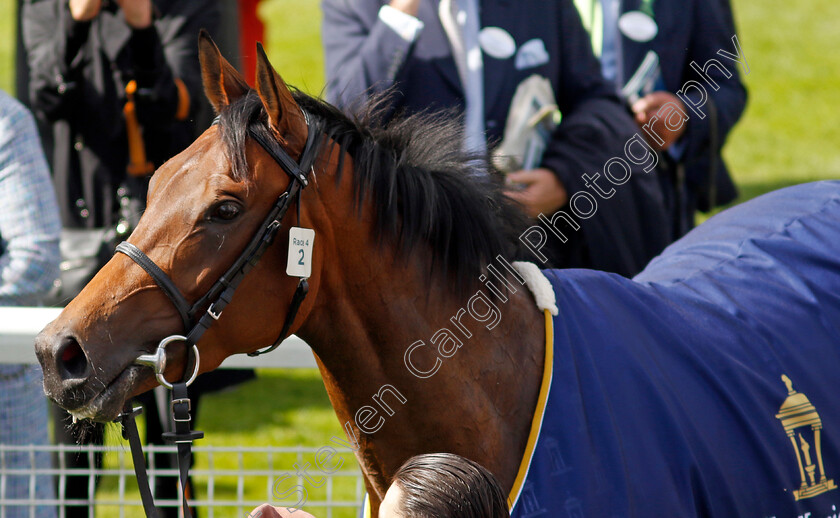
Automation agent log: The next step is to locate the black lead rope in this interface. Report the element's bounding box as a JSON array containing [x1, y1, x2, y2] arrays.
[[163, 382, 205, 517], [118, 380, 203, 518], [116, 111, 320, 518], [119, 405, 161, 518]]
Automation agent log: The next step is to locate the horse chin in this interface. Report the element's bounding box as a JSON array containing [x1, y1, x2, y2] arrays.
[[68, 365, 147, 423]]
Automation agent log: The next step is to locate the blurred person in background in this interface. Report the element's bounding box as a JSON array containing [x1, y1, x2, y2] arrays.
[[21, 2, 257, 517], [576, 0, 747, 237], [22, 0, 217, 230], [322, 0, 671, 277], [0, 88, 62, 518]]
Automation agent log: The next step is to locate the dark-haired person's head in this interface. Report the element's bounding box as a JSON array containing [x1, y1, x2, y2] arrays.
[[379, 453, 510, 518]]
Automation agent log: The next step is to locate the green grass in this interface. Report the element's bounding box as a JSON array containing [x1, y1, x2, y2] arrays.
[[0, 0, 14, 95], [187, 369, 360, 517], [719, 0, 840, 201], [260, 0, 325, 95]]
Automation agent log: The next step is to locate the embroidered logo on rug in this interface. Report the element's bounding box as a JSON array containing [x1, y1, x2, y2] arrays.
[[776, 375, 837, 500]]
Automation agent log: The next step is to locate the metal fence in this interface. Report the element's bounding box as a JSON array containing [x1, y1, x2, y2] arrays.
[[0, 444, 365, 518], [0, 307, 364, 518]]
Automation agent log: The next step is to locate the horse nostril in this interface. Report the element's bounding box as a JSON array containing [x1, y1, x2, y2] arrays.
[[56, 336, 91, 381]]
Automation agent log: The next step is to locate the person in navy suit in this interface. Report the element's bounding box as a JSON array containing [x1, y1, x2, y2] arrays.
[[321, 0, 671, 277], [578, 0, 748, 237]]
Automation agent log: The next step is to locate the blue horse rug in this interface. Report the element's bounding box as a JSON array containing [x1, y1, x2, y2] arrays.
[[509, 181, 840, 517]]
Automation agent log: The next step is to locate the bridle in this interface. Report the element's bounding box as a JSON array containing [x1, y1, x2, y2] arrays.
[[121, 111, 319, 365], [115, 110, 320, 518]]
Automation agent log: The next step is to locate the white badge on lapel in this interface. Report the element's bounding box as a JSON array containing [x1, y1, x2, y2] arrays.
[[287, 227, 315, 278], [618, 11, 658, 42], [479, 27, 516, 60], [515, 39, 550, 70]]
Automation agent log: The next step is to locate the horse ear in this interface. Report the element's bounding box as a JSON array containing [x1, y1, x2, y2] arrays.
[[198, 29, 250, 113], [254, 42, 307, 139]]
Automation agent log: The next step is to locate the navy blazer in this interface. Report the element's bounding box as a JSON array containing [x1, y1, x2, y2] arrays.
[[617, 0, 747, 214], [322, 0, 671, 276]]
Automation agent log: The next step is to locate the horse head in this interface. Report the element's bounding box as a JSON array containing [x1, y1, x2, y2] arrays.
[[35, 32, 330, 421]]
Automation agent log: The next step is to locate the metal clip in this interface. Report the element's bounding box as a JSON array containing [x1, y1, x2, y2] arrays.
[[207, 304, 222, 320]]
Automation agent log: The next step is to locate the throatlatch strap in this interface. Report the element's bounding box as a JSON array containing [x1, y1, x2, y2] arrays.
[[248, 277, 309, 356]]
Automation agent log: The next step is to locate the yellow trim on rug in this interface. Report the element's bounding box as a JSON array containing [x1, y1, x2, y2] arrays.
[[507, 309, 555, 510], [362, 493, 371, 518]]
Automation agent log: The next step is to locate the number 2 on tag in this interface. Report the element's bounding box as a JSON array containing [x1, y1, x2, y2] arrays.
[[287, 227, 315, 278]]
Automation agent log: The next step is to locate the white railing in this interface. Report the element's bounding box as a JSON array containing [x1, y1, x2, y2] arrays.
[[0, 308, 317, 368], [0, 444, 364, 518]]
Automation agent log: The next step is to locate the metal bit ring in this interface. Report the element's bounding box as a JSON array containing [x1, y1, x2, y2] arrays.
[[133, 335, 200, 389]]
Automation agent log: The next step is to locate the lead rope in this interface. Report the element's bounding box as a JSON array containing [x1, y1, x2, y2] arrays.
[[119, 405, 160, 518], [117, 380, 203, 518], [164, 381, 204, 518]]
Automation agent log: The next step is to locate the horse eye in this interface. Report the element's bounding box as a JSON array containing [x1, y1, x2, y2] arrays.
[[211, 201, 241, 221]]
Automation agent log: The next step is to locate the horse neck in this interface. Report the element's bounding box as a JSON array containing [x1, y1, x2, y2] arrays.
[[295, 151, 546, 505]]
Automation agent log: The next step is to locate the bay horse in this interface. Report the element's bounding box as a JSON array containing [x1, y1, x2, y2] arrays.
[[35, 33, 840, 517]]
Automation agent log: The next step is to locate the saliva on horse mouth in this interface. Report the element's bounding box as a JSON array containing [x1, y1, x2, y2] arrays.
[[64, 363, 145, 423]]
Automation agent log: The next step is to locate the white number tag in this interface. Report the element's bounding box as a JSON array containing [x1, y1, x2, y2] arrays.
[[286, 227, 315, 278]]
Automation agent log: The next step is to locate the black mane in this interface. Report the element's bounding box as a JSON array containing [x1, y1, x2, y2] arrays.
[[218, 90, 529, 291]]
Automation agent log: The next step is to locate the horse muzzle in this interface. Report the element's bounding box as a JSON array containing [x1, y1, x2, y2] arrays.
[[35, 329, 92, 406], [34, 324, 145, 421]]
